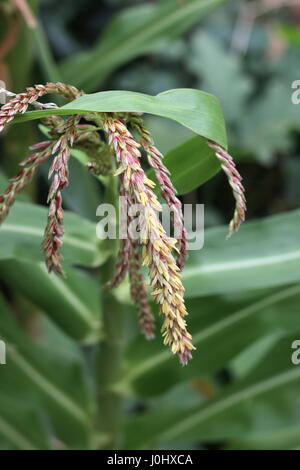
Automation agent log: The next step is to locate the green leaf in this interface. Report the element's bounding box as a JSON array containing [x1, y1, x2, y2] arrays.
[[115, 209, 300, 302], [117, 285, 300, 398], [0, 394, 50, 450], [148, 136, 220, 195], [13, 88, 227, 150], [59, 0, 234, 91], [0, 295, 92, 447], [124, 332, 300, 449], [226, 424, 300, 450], [183, 209, 300, 297], [0, 260, 102, 343], [0, 201, 108, 268]]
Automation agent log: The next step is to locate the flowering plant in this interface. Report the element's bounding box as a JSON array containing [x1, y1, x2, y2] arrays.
[[0, 82, 245, 365]]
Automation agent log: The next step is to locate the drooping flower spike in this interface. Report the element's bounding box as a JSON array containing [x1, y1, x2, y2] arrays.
[[0, 82, 82, 132], [105, 187, 132, 289], [104, 118, 195, 365], [0, 82, 246, 364], [0, 83, 84, 274], [129, 241, 156, 340], [130, 115, 188, 271], [207, 140, 246, 238], [42, 115, 80, 275], [0, 141, 52, 224]]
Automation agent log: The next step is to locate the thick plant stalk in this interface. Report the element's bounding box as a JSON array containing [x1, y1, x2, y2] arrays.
[[104, 118, 195, 365], [0, 141, 52, 223], [131, 116, 188, 270], [96, 174, 124, 450], [42, 116, 79, 275], [207, 140, 246, 237], [129, 242, 155, 340]]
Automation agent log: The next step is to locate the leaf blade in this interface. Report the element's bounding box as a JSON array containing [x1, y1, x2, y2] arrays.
[[13, 89, 227, 149], [118, 285, 300, 397], [148, 136, 221, 195], [124, 332, 300, 449], [184, 209, 300, 297], [0, 201, 108, 268], [0, 260, 102, 343], [59, 0, 234, 91]]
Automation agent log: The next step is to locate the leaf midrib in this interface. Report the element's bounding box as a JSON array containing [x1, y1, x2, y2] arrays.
[[184, 250, 300, 279]]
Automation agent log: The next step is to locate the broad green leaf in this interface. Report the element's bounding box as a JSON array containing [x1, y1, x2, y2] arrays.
[[0, 394, 50, 450], [59, 0, 234, 91], [124, 332, 300, 449], [227, 424, 300, 450], [114, 209, 300, 303], [183, 209, 300, 297], [0, 201, 108, 268], [0, 260, 102, 343], [117, 285, 300, 397], [148, 136, 220, 195], [0, 296, 92, 447], [145, 116, 194, 154], [13, 88, 227, 149]]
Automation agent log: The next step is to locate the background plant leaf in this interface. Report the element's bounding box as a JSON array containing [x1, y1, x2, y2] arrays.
[[117, 285, 300, 398], [59, 0, 234, 91], [124, 332, 300, 449], [0, 201, 108, 268], [183, 209, 300, 297], [0, 260, 102, 343], [0, 295, 92, 448]]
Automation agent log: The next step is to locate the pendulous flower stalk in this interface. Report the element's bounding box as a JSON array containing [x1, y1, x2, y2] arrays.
[[131, 116, 188, 270], [42, 116, 79, 275], [106, 238, 132, 289], [0, 82, 82, 133], [129, 242, 155, 340], [105, 187, 133, 289], [0, 141, 52, 224], [207, 140, 246, 237], [104, 117, 195, 365]]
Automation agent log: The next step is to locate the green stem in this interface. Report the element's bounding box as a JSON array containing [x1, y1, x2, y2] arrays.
[[96, 175, 124, 449]]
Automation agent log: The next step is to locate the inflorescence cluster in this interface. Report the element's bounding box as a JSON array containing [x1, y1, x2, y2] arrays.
[[0, 82, 246, 364]]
